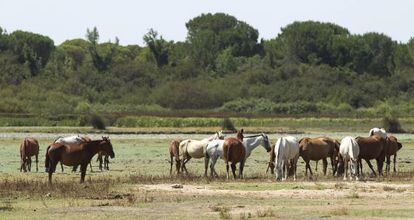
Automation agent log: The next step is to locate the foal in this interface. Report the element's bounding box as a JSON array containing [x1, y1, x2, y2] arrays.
[[20, 138, 39, 172], [45, 137, 115, 184]]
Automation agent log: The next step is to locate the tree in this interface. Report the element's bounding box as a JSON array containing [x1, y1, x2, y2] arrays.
[[186, 13, 259, 68], [86, 27, 118, 71], [277, 21, 350, 65], [8, 30, 54, 75], [143, 29, 170, 67]]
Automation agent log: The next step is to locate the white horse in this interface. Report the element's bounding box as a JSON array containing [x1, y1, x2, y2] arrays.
[[179, 131, 224, 173], [339, 136, 360, 180], [204, 133, 272, 177], [55, 135, 86, 145], [273, 136, 299, 181], [369, 127, 387, 139]]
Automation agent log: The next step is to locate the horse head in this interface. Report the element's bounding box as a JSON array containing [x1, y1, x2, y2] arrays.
[[101, 136, 115, 159], [261, 133, 271, 152], [237, 129, 244, 141], [216, 130, 225, 140]]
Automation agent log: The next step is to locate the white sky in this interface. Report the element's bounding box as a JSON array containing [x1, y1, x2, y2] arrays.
[[0, 0, 413, 45]]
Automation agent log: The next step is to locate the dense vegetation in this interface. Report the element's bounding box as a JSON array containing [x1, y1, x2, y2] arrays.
[[0, 13, 413, 125]]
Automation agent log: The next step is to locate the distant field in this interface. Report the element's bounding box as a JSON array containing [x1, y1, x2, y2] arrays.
[[0, 116, 413, 134], [0, 132, 413, 219]]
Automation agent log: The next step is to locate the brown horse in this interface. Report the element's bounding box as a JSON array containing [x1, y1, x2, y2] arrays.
[[223, 129, 246, 179], [384, 135, 403, 174], [45, 137, 115, 184], [355, 134, 386, 177], [20, 138, 39, 172], [169, 139, 181, 175], [299, 137, 339, 176]]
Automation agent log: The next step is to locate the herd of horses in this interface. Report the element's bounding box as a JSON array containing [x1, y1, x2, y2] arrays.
[[18, 127, 403, 184], [170, 128, 403, 181], [19, 135, 115, 184]]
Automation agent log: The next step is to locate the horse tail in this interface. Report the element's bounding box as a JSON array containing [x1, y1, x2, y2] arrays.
[[45, 145, 51, 171], [227, 142, 233, 163]]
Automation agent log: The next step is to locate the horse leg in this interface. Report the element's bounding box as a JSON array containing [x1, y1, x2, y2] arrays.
[[226, 161, 230, 179], [393, 154, 397, 173], [80, 163, 87, 183], [211, 157, 219, 178], [36, 154, 39, 172], [175, 158, 181, 175], [27, 157, 31, 172], [239, 160, 245, 179], [48, 160, 58, 185], [204, 155, 209, 177], [90, 161, 93, 172], [385, 155, 390, 175], [343, 160, 348, 181], [105, 156, 109, 170], [315, 160, 318, 172], [98, 155, 103, 171], [365, 159, 377, 177], [170, 154, 174, 175], [322, 158, 328, 176], [358, 159, 363, 176], [182, 158, 190, 174], [231, 163, 237, 179], [376, 158, 384, 176]]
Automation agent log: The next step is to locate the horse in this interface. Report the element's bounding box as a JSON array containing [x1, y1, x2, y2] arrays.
[[355, 134, 386, 177], [179, 131, 224, 174], [54, 135, 93, 172], [20, 138, 39, 172], [314, 139, 341, 173], [369, 127, 387, 139], [45, 136, 115, 184], [168, 139, 181, 175], [272, 136, 299, 181], [338, 136, 360, 180], [205, 133, 271, 178], [384, 135, 403, 174], [298, 137, 339, 177], [222, 129, 246, 179]]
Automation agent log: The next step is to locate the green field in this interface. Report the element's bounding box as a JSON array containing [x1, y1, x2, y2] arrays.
[[0, 131, 413, 219]]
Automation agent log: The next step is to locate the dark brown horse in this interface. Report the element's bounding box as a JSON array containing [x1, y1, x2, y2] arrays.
[[223, 129, 246, 179], [384, 135, 403, 174], [45, 137, 115, 184], [169, 139, 181, 175], [299, 137, 339, 176], [356, 134, 386, 176], [20, 138, 39, 172]]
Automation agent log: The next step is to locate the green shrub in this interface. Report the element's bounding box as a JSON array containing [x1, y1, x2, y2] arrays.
[[383, 117, 404, 133], [90, 114, 106, 130]]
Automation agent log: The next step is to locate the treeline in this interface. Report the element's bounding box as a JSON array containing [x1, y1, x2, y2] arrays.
[[0, 13, 413, 120]]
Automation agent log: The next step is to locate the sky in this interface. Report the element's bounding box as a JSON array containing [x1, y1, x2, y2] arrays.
[[1, 0, 413, 46]]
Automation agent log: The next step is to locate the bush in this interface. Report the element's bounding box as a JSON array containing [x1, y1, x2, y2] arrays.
[[90, 114, 106, 130], [222, 118, 236, 131], [383, 116, 404, 133]]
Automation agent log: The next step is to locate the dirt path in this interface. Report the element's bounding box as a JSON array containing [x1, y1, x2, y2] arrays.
[[140, 181, 414, 199]]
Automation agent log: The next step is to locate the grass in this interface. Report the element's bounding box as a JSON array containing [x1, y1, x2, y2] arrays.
[[0, 131, 413, 219]]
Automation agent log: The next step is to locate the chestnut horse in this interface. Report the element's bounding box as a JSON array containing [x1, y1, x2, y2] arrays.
[[55, 135, 93, 172], [20, 138, 39, 172], [223, 129, 246, 179], [299, 137, 339, 177], [355, 134, 386, 177], [169, 139, 181, 175], [45, 137, 115, 184], [384, 135, 403, 174]]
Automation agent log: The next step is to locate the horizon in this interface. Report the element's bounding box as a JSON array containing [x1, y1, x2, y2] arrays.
[[1, 0, 413, 46]]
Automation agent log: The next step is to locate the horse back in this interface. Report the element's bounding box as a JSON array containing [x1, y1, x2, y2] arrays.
[[223, 138, 245, 163], [21, 138, 39, 157], [169, 139, 181, 158], [356, 135, 384, 159], [299, 137, 330, 160]]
